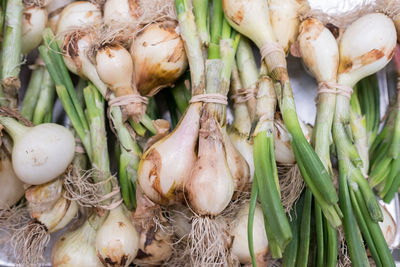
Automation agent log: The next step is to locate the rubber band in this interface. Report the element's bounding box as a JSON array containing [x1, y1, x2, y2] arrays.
[[109, 94, 149, 107], [230, 86, 257, 105], [189, 93, 228, 105], [317, 82, 353, 100]]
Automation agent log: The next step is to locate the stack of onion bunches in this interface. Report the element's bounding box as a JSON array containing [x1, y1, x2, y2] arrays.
[[0, 0, 399, 266]]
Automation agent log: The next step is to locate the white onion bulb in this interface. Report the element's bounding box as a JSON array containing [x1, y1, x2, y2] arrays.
[[103, 0, 138, 26], [230, 203, 269, 264], [0, 151, 25, 207], [185, 116, 234, 216], [52, 217, 104, 267], [298, 18, 339, 83], [21, 6, 48, 54], [274, 116, 311, 164], [56, 1, 102, 34], [223, 0, 276, 48], [338, 13, 397, 87], [268, 0, 302, 53], [96, 44, 145, 120], [138, 103, 202, 205], [47, 0, 74, 33], [96, 205, 139, 266], [0, 117, 75, 185], [131, 21, 188, 96], [61, 31, 108, 96]]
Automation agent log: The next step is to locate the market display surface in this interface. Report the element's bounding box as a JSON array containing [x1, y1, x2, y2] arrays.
[[0, 0, 399, 266]]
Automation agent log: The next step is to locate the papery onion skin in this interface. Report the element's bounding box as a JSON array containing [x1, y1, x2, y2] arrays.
[[131, 21, 188, 96], [21, 6, 48, 54], [338, 13, 397, 87], [56, 1, 102, 34], [31, 195, 71, 232], [96, 206, 139, 267], [138, 103, 201, 205], [379, 205, 397, 247], [231, 203, 268, 264], [52, 219, 104, 267], [133, 188, 173, 265], [12, 123, 75, 185], [51, 200, 78, 232]]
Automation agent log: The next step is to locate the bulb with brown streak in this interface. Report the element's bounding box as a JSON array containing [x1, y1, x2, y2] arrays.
[[0, 149, 24, 207], [130, 20, 188, 97], [137, 101, 202, 205], [21, 5, 48, 54], [95, 204, 139, 267], [133, 186, 173, 265], [268, 0, 306, 53], [96, 44, 147, 123], [46, 0, 74, 32]]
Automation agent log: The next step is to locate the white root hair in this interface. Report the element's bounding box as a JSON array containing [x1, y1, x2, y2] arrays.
[[278, 163, 305, 216], [63, 168, 121, 209], [10, 220, 50, 267], [186, 215, 236, 267]]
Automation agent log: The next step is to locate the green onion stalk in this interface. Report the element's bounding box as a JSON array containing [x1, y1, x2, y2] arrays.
[[369, 45, 400, 202], [192, 0, 210, 49], [39, 29, 139, 209], [0, 0, 22, 108], [281, 191, 304, 267], [250, 63, 291, 259], [223, 0, 342, 228], [332, 13, 396, 267], [21, 64, 45, 120], [236, 37, 259, 123], [171, 72, 191, 116], [349, 84, 369, 176], [297, 18, 339, 267], [21, 63, 56, 125], [354, 74, 380, 147]]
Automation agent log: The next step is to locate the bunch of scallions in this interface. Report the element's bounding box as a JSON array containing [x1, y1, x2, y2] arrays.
[[0, 0, 399, 266]]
